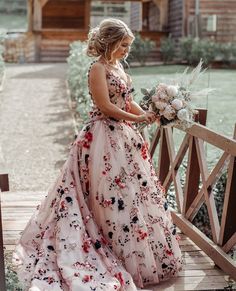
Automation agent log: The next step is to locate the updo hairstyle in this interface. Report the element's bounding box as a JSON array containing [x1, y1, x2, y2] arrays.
[[87, 18, 134, 62]]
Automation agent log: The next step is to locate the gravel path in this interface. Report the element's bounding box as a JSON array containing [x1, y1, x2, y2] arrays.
[[0, 63, 74, 191]]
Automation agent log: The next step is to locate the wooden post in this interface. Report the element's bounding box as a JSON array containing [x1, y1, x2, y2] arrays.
[[0, 175, 9, 193], [183, 109, 207, 216], [153, 0, 169, 31], [219, 124, 236, 249], [158, 128, 170, 185], [27, 0, 33, 32], [0, 191, 6, 291], [33, 0, 42, 62], [84, 0, 91, 30]]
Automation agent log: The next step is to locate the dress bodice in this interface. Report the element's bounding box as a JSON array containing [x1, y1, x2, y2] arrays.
[[88, 61, 135, 121]]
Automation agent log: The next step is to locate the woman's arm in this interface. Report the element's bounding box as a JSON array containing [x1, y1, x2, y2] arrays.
[[130, 100, 146, 116], [89, 62, 154, 123]]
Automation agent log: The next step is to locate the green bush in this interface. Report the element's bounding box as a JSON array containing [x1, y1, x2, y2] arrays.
[[0, 31, 5, 87], [179, 37, 219, 65], [179, 37, 193, 63], [67, 41, 93, 127], [4, 250, 24, 291], [217, 42, 236, 64], [160, 35, 175, 63], [128, 33, 155, 66]]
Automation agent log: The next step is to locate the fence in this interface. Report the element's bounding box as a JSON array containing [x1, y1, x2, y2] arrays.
[[146, 109, 236, 280]]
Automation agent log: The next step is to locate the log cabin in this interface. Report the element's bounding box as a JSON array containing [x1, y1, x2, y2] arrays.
[[3, 0, 236, 62], [25, 0, 168, 62]]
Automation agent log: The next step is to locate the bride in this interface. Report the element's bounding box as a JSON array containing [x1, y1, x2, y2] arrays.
[[13, 18, 183, 291]]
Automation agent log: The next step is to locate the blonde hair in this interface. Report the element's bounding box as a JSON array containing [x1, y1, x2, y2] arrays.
[[86, 18, 134, 62]]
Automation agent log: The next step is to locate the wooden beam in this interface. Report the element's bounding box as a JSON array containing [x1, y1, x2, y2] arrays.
[[184, 124, 236, 156], [219, 125, 236, 247], [0, 192, 6, 291], [172, 211, 236, 281], [33, 0, 42, 31], [85, 0, 91, 29], [153, 0, 169, 30], [27, 0, 33, 32]]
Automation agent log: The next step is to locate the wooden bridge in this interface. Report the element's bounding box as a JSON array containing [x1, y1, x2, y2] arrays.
[[0, 109, 236, 290]]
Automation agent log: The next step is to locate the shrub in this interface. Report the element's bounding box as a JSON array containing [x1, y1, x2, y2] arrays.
[[4, 250, 23, 291], [128, 33, 155, 66], [67, 41, 93, 127], [160, 35, 175, 63], [0, 31, 5, 88], [217, 42, 236, 64], [179, 37, 194, 63], [179, 37, 219, 65]]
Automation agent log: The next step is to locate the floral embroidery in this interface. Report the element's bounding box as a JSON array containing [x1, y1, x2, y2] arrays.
[[12, 62, 183, 291]]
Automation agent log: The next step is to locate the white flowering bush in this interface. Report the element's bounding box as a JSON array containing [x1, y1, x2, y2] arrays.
[[67, 41, 93, 127]]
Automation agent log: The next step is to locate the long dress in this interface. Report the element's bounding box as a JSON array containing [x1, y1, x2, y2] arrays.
[[13, 61, 183, 291]]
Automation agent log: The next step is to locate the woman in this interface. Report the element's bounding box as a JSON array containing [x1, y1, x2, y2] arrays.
[[13, 18, 182, 291]]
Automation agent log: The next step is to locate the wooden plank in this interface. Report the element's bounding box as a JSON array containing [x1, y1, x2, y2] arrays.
[[172, 211, 236, 281], [163, 133, 189, 190], [219, 124, 236, 248], [157, 128, 170, 184], [185, 152, 229, 221], [195, 137, 220, 244], [0, 192, 6, 291], [27, 0, 33, 32], [184, 123, 236, 156], [183, 136, 200, 215], [149, 127, 161, 158], [223, 232, 236, 253], [33, 0, 42, 31], [165, 127, 183, 212]]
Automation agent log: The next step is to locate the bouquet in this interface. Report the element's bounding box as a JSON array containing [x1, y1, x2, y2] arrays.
[[139, 60, 211, 130]]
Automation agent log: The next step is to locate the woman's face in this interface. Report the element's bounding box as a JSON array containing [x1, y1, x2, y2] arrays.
[[111, 36, 133, 61]]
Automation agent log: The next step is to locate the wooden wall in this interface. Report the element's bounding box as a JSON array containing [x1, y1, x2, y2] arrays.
[[187, 0, 236, 42], [42, 0, 88, 29], [168, 0, 184, 43]]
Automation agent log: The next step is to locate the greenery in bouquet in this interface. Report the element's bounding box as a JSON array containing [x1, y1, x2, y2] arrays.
[[139, 60, 212, 129]]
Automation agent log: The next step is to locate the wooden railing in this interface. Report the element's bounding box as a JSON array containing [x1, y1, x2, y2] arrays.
[[147, 109, 236, 280], [0, 148, 9, 291], [0, 156, 9, 291]]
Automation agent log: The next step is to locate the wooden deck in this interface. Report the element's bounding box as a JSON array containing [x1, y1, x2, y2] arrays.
[[1, 191, 231, 291]]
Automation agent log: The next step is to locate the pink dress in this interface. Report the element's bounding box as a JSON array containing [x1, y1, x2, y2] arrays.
[[13, 62, 183, 291]]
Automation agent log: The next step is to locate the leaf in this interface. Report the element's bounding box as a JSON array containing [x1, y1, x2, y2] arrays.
[[141, 88, 150, 95], [149, 87, 156, 96]]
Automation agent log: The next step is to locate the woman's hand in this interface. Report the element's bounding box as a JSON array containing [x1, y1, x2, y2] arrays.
[[136, 111, 156, 124]]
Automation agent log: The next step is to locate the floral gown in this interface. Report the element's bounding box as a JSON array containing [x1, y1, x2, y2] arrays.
[[13, 62, 183, 291]]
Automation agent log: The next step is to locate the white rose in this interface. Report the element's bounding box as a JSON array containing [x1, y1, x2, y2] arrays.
[[166, 85, 178, 98], [154, 101, 167, 110], [177, 108, 189, 121], [171, 99, 183, 110], [162, 105, 176, 120]]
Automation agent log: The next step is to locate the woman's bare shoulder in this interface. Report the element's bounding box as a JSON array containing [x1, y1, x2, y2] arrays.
[[89, 61, 106, 77]]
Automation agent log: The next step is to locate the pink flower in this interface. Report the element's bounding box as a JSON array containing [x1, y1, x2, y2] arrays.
[[154, 101, 168, 110], [162, 105, 176, 120]]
